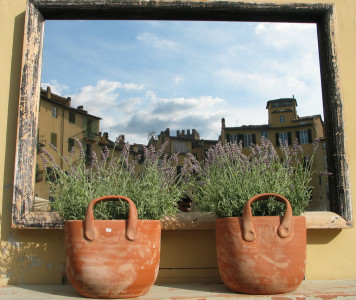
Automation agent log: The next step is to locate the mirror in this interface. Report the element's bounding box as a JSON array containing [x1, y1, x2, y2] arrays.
[[13, 0, 351, 228], [35, 19, 326, 212]]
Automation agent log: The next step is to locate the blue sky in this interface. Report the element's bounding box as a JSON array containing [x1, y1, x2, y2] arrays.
[[41, 20, 323, 144]]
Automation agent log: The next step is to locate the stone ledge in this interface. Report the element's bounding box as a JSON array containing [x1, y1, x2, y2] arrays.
[[161, 211, 353, 230], [1, 280, 356, 299]]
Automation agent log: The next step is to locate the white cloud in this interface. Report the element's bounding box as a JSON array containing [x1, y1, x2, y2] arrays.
[[70, 80, 147, 117], [41, 80, 69, 96], [254, 22, 316, 50], [71, 80, 120, 116], [174, 76, 184, 84], [121, 83, 145, 90], [136, 32, 178, 49]]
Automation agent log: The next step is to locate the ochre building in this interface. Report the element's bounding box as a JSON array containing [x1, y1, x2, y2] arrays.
[[221, 98, 328, 211]]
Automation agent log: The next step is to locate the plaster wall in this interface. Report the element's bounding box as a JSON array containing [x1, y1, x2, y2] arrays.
[[1, 0, 356, 284]]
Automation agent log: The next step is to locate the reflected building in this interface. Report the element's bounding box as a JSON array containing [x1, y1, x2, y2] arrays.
[[148, 128, 218, 212], [34, 87, 143, 210], [220, 97, 329, 211]]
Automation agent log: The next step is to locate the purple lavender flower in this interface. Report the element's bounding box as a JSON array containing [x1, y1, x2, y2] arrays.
[[74, 137, 84, 158]]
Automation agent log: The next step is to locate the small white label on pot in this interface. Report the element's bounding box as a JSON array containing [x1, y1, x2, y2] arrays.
[[106, 228, 112, 233]]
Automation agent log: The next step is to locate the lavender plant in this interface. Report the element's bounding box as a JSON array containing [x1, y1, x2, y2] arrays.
[[182, 137, 324, 217], [40, 138, 183, 220]]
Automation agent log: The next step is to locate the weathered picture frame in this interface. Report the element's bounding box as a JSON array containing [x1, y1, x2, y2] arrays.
[[12, 0, 352, 229]]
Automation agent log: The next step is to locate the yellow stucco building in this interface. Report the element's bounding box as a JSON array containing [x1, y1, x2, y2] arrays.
[[34, 87, 143, 210], [1, 0, 356, 287], [34, 87, 101, 204], [149, 128, 217, 170], [221, 98, 329, 211]]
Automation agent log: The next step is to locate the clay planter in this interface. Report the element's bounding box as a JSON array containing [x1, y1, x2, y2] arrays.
[[65, 195, 161, 299], [216, 193, 306, 295]]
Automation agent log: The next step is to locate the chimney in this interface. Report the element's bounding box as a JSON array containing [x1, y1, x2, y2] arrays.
[[182, 130, 185, 136], [177, 130, 180, 137], [77, 105, 84, 111], [46, 86, 51, 99], [187, 129, 191, 135], [66, 97, 71, 107], [119, 134, 125, 145], [221, 118, 226, 128]]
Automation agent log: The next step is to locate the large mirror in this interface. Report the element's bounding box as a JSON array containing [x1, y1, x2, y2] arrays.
[[13, 0, 352, 228]]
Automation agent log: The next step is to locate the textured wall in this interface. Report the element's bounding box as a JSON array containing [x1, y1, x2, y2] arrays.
[[1, 0, 356, 284]]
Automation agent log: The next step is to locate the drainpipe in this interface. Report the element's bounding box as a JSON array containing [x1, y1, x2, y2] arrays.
[[60, 106, 65, 169]]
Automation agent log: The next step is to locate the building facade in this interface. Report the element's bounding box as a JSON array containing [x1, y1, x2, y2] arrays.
[[34, 87, 144, 210], [149, 128, 218, 170], [221, 98, 328, 211]]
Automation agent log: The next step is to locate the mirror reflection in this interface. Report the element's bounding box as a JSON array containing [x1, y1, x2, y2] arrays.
[[34, 20, 328, 213]]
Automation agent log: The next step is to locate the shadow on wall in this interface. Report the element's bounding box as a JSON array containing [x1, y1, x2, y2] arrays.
[[0, 227, 66, 285], [307, 229, 342, 244]]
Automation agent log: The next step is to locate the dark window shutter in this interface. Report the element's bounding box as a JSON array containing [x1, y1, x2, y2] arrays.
[[308, 129, 312, 143], [296, 131, 300, 143], [275, 132, 280, 146], [237, 134, 244, 147], [287, 132, 292, 145], [68, 138, 74, 152], [226, 133, 230, 143], [252, 134, 256, 144]]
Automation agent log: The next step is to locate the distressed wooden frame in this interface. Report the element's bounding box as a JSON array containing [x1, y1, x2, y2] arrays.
[[12, 0, 352, 229]]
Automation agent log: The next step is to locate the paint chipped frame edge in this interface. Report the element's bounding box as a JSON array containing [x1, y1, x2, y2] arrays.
[[12, 0, 352, 229]]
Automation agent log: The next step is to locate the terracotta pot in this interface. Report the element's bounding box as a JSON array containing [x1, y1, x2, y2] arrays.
[[65, 195, 161, 298], [216, 193, 306, 295]]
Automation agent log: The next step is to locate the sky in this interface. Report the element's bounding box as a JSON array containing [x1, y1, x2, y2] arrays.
[[41, 20, 323, 144]]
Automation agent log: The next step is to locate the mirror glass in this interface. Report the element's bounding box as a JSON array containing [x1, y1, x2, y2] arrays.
[[34, 20, 328, 212]]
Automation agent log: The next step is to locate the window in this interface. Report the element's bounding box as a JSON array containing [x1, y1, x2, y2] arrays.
[[46, 167, 57, 182], [177, 166, 182, 176], [229, 134, 238, 143], [50, 133, 57, 147], [299, 130, 309, 144], [280, 115, 285, 123], [68, 138, 74, 152], [69, 111, 75, 123], [51, 106, 57, 118], [276, 132, 291, 146], [174, 141, 188, 154], [227, 134, 255, 147], [244, 134, 253, 147], [280, 132, 288, 144], [86, 143, 91, 157], [261, 131, 269, 139], [296, 129, 312, 144]]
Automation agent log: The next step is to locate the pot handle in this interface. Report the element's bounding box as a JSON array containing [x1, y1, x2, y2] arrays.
[[242, 193, 292, 242], [84, 195, 137, 241]]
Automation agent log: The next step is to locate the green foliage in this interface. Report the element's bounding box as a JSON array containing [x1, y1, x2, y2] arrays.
[[182, 137, 322, 217], [41, 139, 184, 220]]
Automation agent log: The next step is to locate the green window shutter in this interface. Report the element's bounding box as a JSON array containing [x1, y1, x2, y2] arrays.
[[308, 129, 312, 143], [296, 131, 300, 143], [237, 134, 244, 147], [69, 111, 75, 123], [252, 134, 256, 144], [275, 132, 280, 146], [287, 132, 292, 145], [82, 116, 87, 131], [50, 133, 57, 147], [226, 133, 230, 143], [68, 138, 74, 152], [92, 120, 99, 140]]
